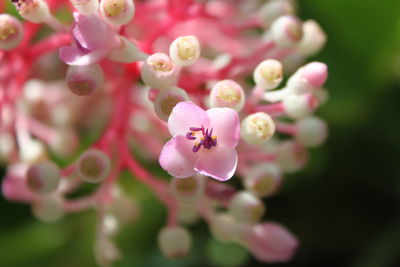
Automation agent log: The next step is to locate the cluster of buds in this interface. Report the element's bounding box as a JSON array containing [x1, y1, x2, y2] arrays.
[[1, 0, 329, 265]]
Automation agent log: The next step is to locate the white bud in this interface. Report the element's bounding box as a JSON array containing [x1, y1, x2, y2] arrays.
[[158, 226, 192, 259], [253, 59, 283, 90], [298, 20, 327, 56], [296, 116, 328, 147], [154, 87, 189, 121], [170, 175, 204, 203], [26, 161, 60, 194], [276, 141, 308, 173], [13, 0, 50, 23], [32, 194, 64, 222], [66, 64, 104, 96], [141, 53, 178, 90], [70, 0, 99, 15], [241, 112, 276, 145], [169, 36, 201, 67], [99, 0, 135, 27], [0, 14, 23, 50], [259, 0, 294, 28], [209, 80, 245, 111], [244, 163, 282, 198], [229, 191, 265, 224], [109, 36, 147, 63], [19, 140, 47, 164], [283, 93, 318, 119], [76, 149, 111, 183], [210, 213, 250, 244], [270, 15, 303, 48]]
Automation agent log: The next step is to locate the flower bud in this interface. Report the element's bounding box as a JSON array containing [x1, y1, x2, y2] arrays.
[[0, 132, 14, 161], [209, 80, 245, 111], [298, 20, 327, 56], [170, 175, 204, 203], [154, 87, 189, 121], [177, 204, 199, 225], [66, 64, 104, 96], [295, 116, 328, 147], [287, 62, 328, 94], [76, 149, 111, 183], [228, 191, 265, 224], [99, 0, 135, 27], [283, 93, 318, 119], [169, 36, 201, 67], [276, 141, 308, 173], [158, 226, 192, 258], [141, 53, 178, 90], [270, 15, 303, 48], [0, 14, 23, 50], [32, 194, 64, 222], [259, 0, 294, 28], [241, 112, 276, 145], [253, 59, 283, 90], [100, 214, 119, 237], [313, 87, 329, 105], [26, 161, 60, 194], [109, 36, 147, 63], [12, 0, 50, 23], [70, 0, 99, 15], [210, 213, 247, 243], [19, 140, 47, 164], [246, 222, 298, 263], [95, 236, 121, 267], [244, 163, 282, 198]]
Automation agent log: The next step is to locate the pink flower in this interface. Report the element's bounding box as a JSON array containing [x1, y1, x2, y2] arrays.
[[59, 13, 119, 66], [159, 102, 240, 181]]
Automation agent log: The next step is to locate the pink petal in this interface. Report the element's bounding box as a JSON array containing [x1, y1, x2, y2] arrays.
[[159, 135, 199, 178], [206, 107, 240, 148], [194, 146, 237, 181], [301, 62, 328, 88], [168, 102, 210, 137], [59, 45, 109, 65], [73, 15, 119, 51]]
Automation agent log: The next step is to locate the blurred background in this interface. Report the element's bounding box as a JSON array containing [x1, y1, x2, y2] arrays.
[[1, 0, 400, 266]]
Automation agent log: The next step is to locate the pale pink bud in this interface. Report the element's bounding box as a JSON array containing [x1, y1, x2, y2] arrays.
[[228, 191, 265, 224], [141, 53, 178, 90], [246, 222, 298, 263], [66, 64, 104, 96], [170, 175, 204, 203], [259, 0, 294, 28], [99, 0, 135, 27], [244, 163, 282, 198], [282, 93, 319, 119], [70, 0, 99, 15], [26, 161, 60, 194], [32, 194, 65, 222], [210, 213, 249, 243], [287, 62, 328, 94], [276, 141, 308, 173], [169, 36, 201, 67], [295, 116, 328, 147], [241, 112, 276, 145], [209, 80, 245, 111], [299, 20, 327, 56], [270, 15, 303, 48], [158, 226, 192, 259], [109, 36, 147, 63], [253, 59, 283, 90], [0, 14, 23, 50], [76, 149, 111, 183], [154, 87, 189, 121], [12, 0, 50, 23]]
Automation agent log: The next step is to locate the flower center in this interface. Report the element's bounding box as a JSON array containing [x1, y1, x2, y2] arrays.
[[0, 19, 17, 41], [185, 126, 217, 153]]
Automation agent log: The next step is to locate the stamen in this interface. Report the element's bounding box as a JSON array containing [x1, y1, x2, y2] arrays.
[[186, 132, 196, 140], [186, 126, 218, 152], [192, 143, 201, 153]]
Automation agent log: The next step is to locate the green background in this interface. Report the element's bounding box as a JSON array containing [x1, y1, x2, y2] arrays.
[[1, 0, 400, 266]]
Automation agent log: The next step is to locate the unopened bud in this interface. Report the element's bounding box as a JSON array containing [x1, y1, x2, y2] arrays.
[[244, 163, 282, 198], [76, 149, 111, 183], [241, 112, 276, 145], [154, 87, 189, 121], [282, 93, 318, 119], [259, 0, 294, 28], [169, 36, 201, 67], [26, 161, 60, 194], [276, 141, 308, 173], [141, 53, 178, 90], [298, 20, 327, 56], [70, 0, 99, 15], [287, 62, 328, 94], [253, 59, 283, 90], [170, 175, 204, 203], [109, 36, 147, 63], [0, 14, 23, 50], [19, 140, 47, 164], [209, 80, 245, 111], [100, 0, 135, 27], [228, 191, 265, 224], [66, 64, 104, 96], [158, 226, 192, 259], [32, 194, 64, 222], [270, 15, 303, 48], [12, 0, 50, 23], [295, 116, 327, 147]]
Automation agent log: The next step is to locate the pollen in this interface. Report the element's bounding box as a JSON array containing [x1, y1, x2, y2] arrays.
[[0, 19, 17, 41], [104, 0, 126, 17]]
